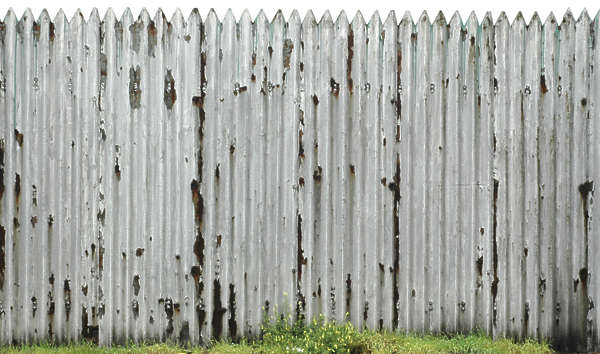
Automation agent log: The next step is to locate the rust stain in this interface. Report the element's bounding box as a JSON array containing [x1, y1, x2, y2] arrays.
[[147, 20, 157, 57], [540, 75, 548, 94]]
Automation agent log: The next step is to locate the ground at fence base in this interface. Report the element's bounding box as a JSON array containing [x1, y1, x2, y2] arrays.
[[1, 318, 553, 353]]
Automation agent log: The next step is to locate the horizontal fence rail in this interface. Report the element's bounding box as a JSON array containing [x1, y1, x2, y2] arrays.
[[0, 8, 599, 351]]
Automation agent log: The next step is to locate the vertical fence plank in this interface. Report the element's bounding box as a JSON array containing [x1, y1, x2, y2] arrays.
[[538, 12, 558, 344], [426, 12, 447, 334], [556, 11, 575, 348], [444, 11, 462, 334], [492, 11, 510, 339], [364, 11, 381, 330], [590, 11, 600, 351], [524, 12, 541, 340], [380, 11, 397, 330], [397, 11, 413, 333], [284, 9, 301, 325], [478, 12, 494, 334], [348, 11, 366, 329], [0, 9, 18, 344]]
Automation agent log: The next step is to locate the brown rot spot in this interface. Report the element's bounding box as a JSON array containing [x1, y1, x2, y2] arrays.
[[0, 225, 4, 290], [476, 256, 483, 277], [115, 158, 121, 180], [283, 39, 294, 69], [64, 279, 72, 321], [164, 69, 177, 110], [491, 178, 499, 325], [312, 95, 319, 105], [135, 248, 144, 257], [81, 283, 88, 296], [133, 274, 141, 296], [411, 289, 416, 297], [191, 266, 201, 283], [0, 139, 4, 199], [32, 22, 40, 41], [97, 208, 105, 226], [578, 180, 593, 236], [345, 274, 352, 316], [298, 130, 304, 159], [540, 75, 548, 94], [296, 213, 305, 284], [228, 284, 237, 338], [480, 227, 484, 235], [30, 216, 38, 227], [81, 306, 99, 344], [581, 98, 587, 106], [349, 164, 355, 175], [31, 296, 37, 318], [184, 34, 191, 42], [381, 177, 387, 186], [347, 29, 354, 95], [313, 166, 322, 182], [164, 298, 174, 336], [363, 301, 369, 321], [579, 268, 588, 291], [298, 177, 305, 187], [15, 174, 20, 205], [212, 279, 226, 340], [49, 22, 55, 42], [216, 235, 222, 248], [129, 65, 142, 109], [180, 320, 190, 343]]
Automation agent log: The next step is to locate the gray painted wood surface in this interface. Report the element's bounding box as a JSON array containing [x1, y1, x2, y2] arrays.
[[0, 9, 598, 351]]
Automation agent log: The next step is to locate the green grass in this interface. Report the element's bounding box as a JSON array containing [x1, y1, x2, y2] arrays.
[[2, 316, 552, 353]]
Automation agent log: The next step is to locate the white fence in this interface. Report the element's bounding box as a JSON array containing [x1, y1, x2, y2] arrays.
[[0, 8, 599, 351]]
